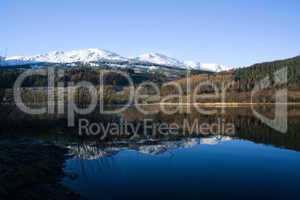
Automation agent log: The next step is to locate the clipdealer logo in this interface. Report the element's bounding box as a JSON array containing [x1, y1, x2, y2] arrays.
[[251, 67, 288, 133], [11, 67, 289, 137]]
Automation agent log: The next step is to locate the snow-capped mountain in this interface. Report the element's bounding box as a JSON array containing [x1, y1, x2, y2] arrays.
[[184, 61, 229, 72], [5, 48, 127, 64], [200, 63, 230, 72], [2, 48, 230, 72], [184, 61, 202, 70], [135, 53, 184, 67]]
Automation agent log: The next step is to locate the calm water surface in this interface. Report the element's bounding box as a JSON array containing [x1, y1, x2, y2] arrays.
[[61, 106, 300, 200]]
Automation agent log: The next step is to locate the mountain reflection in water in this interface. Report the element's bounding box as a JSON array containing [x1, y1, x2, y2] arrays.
[[63, 135, 300, 200], [67, 136, 232, 160]]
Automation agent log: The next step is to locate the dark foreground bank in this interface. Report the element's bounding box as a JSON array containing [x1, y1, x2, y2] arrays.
[[0, 138, 80, 200]]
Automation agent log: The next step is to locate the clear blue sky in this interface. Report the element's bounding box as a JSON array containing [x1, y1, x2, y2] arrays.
[[0, 0, 300, 67]]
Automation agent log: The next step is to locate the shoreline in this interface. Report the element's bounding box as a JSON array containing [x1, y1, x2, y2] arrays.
[[136, 102, 300, 107]]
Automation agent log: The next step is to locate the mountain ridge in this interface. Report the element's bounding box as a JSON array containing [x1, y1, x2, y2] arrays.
[[1, 48, 228, 72]]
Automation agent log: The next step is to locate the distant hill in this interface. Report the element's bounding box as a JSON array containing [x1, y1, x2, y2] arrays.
[[235, 55, 300, 90]]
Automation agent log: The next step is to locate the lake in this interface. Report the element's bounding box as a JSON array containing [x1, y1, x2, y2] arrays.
[[60, 105, 300, 200], [1, 105, 300, 200]]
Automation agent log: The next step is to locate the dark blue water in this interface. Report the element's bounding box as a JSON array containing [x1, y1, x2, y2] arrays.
[[63, 137, 300, 200]]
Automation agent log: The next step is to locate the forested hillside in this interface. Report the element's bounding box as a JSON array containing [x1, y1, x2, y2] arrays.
[[235, 55, 300, 91], [161, 55, 300, 103]]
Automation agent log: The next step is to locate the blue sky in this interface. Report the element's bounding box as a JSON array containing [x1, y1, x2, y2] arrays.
[[0, 0, 299, 67]]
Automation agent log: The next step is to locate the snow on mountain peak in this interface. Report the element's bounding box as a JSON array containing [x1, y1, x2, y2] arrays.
[[184, 61, 229, 72], [136, 52, 184, 66], [184, 61, 202, 70], [39, 48, 128, 63], [2, 48, 230, 72], [137, 53, 229, 72], [200, 63, 229, 72], [5, 48, 127, 64]]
